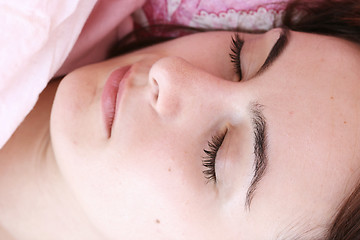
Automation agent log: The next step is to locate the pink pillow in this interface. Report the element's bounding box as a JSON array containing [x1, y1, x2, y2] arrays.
[[134, 0, 288, 32]]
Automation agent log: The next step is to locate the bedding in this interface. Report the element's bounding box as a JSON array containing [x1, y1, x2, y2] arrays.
[[0, 0, 288, 149]]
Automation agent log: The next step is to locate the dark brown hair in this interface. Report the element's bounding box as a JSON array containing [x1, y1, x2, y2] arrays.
[[327, 182, 360, 240], [283, 0, 360, 43]]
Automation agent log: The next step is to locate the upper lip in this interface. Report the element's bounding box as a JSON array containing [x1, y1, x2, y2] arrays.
[[101, 65, 132, 137], [100, 56, 161, 138]]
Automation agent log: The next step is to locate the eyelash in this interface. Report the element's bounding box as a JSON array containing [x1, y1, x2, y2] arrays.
[[200, 35, 243, 183], [202, 129, 227, 183], [229, 33, 244, 81]]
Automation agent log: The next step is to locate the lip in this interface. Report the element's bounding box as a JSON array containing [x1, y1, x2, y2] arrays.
[[101, 65, 132, 137]]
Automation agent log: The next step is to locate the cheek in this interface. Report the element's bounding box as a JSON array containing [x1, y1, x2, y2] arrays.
[[53, 142, 224, 239], [51, 99, 223, 238]]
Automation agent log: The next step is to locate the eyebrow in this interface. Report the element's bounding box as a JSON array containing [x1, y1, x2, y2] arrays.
[[245, 102, 268, 210], [243, 29, 289, 210], [255, 27, 289, 77]]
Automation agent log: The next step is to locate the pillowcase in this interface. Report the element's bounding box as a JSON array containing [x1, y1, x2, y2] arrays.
[[133, 0, 287, 31]]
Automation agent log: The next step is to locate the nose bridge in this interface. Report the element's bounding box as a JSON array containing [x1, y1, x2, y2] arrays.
[[148, 56, 220, 118], [149, 56, 196, 94]]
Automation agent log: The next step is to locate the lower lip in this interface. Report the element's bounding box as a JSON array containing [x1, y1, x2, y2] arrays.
[[101, 65, 132, 137]]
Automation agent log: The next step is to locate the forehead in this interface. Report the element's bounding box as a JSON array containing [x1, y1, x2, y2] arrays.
[[249, 31, 360, 228]]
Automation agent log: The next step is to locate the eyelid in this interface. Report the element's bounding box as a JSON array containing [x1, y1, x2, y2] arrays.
[[202, 128, 228, 183], [235, 28, 289, 80]]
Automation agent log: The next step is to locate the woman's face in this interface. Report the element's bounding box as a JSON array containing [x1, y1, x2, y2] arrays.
[[51, 29, 360, 239]]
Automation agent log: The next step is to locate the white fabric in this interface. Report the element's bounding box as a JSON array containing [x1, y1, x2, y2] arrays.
[[0, 0, 97, 148]]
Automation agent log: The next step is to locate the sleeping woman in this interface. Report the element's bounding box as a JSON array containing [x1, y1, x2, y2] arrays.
[[0, 0, 360, 239]]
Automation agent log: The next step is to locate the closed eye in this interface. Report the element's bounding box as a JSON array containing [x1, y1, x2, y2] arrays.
[[202, 129, 228, 183], [229, 28, 289, 81], [229, 33, 245, 81]]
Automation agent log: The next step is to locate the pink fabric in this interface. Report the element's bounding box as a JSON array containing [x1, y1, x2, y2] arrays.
[[134, 0, 288, 31]]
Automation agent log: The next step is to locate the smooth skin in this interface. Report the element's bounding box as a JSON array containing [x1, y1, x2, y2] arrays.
[[1, 29, 360, 240]]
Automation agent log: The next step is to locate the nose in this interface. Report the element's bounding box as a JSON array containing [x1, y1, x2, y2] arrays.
[[149, 56, 188, 117], [148, 56, 237, 119]]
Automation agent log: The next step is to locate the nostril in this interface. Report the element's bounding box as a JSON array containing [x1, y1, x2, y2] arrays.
[[151, 77, 159, 102]]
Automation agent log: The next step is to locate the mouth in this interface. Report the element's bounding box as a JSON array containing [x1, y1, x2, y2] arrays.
[[101, 65, 132, 137]]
